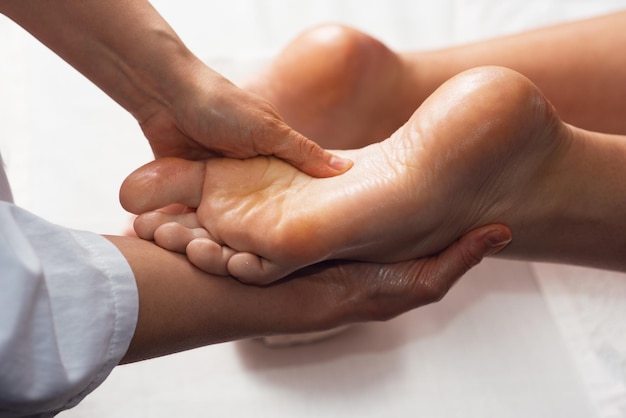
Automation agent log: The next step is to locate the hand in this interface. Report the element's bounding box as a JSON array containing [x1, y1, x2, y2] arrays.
[[140, 67, 352, 177], [267, 224, 512, 330], [0, 1, 351, 178], [117, 223, 512, 363]]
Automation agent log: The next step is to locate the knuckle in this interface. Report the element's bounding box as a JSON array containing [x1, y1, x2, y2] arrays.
[[458, 245, 483, 270], [415, 275, 449, 305], [359, 265, 412, 322]]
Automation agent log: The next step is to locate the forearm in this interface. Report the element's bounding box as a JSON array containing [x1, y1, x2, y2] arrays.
[[107, 235, 351, 363], [107, 222, 510, 363], [107, 236, 276, 363], [0, 0, 211, 123], [405, 11, 626, 134]]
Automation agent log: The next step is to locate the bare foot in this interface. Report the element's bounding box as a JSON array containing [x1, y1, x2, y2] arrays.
[[121, 66, 572, 284], [124, 26, 407, 239], [243, 24, 419, 149]]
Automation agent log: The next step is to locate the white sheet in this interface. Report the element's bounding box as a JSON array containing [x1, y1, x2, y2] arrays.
[[1, 1, 625, 416]]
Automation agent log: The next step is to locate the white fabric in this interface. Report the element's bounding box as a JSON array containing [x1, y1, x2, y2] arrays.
[[1, 1, 625, 417], [0, 153, 13, 202], [533, 263, 626, 418], [0, 156, 138, 417]]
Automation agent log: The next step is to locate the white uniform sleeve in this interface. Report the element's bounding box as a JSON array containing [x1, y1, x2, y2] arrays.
[[0, 202, 138, 417]]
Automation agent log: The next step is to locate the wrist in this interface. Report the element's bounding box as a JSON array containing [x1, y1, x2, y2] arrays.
[[122, 35, 210, 124]]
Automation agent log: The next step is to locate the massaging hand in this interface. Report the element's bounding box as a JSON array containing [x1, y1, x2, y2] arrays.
[[230, 224, 511, 337], [120, 223, 512, 363], [0, 0, 350, 178], [139, 67, 351, 177]]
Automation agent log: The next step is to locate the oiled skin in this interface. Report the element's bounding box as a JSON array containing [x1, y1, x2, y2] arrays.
[[123, 67, 578, 283]]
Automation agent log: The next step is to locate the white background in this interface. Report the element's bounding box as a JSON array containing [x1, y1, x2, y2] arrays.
[[1, 1, 626, 417]]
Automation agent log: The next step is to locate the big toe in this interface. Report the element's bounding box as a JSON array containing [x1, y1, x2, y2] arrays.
[[120, 157, 205, 214]]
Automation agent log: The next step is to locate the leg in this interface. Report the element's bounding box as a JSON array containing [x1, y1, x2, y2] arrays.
[[247, 14, 626, 140], [123, 24, 407, 237], [122, 66, 574, 283], [243, 24, 420, 149]]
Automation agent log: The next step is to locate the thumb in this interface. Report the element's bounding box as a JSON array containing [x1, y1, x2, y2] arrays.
[[354, 224, 513, 322], [265, 126, 353, 178], [407, 224, 513, 306]]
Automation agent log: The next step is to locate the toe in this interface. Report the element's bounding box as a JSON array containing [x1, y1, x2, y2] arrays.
[[120, 157, 205, 213], [153, 222, 210, 253], [227, 252, 294, 285], [187, 238, 236, 276], [134, 211, 201, 240]]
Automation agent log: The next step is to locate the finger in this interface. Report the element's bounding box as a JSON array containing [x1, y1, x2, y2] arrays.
[[403, 224, 513, 307], [187, 238, 237, 277], [333, 224, 513, 323], [134, 211, 202, 240], [264, 126, 353, 178], [120, 157, 206, 214]]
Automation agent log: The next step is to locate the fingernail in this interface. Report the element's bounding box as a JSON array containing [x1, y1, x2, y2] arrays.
[[329, 156, 353, 172], [484, 230, 512, 256]]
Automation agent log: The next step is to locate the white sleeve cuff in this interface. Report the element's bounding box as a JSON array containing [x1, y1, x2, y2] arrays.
[[0, 203, 138, 417]]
